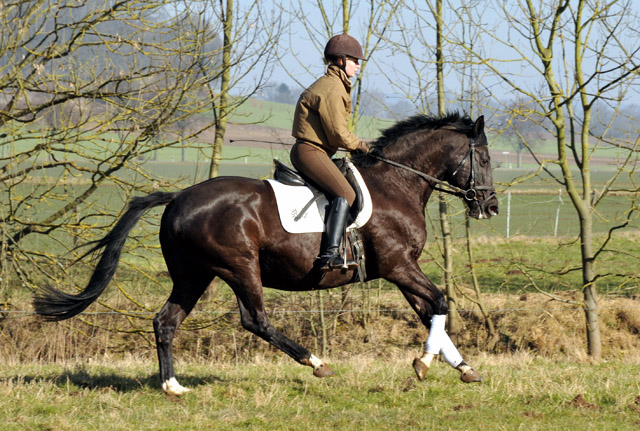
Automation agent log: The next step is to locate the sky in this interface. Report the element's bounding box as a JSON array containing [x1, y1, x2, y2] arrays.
[[253, 1, 640, 112], [174, 0, 640, 130]]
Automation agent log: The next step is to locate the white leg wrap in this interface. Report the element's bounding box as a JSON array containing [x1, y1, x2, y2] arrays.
[[425, 314, 463, 368], [425, 315, 446, 354], [440, 333, 463, 368]]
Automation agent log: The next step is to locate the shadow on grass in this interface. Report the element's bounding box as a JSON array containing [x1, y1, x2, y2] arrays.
[[1, 367, 228, 393]]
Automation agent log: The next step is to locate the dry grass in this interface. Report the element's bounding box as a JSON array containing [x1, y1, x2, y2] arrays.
[[2, 291, 640, 366], [463, 293, 640, 360]]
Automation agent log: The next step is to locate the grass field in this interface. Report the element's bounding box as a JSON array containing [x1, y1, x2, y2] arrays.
[[1, 354, 639, 430], [3, 98, 640, 430], [5, 96, 632, 167], [228, 99, 635, 157], [16, 154, 640, 239]]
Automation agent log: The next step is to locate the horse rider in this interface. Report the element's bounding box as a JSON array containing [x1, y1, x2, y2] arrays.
[[290, 33, 370, 272]]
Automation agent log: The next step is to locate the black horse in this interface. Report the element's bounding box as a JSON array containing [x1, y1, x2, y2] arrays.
[[34, 112, 499, 395]]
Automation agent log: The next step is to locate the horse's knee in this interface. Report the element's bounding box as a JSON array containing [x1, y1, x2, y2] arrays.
[[239, 315, 256, 333], [154, 314, 177, 345], [433, 291, 448, 315], [239, 311, 260, 332]]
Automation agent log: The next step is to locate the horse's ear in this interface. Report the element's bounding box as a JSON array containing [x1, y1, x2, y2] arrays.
[[473, 115, 485, 138]]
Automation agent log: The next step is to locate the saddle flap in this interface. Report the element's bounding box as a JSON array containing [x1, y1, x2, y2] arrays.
[[273, 159, 306, 186], [266, 159, 373, 235], [272, 158, 364, 221]]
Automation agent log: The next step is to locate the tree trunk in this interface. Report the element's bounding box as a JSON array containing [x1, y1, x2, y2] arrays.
[[581, 214, 601, 358], [432, 0, 458, 333], [208, 0, 233, 179], [439, 195, 458, 334], [465, 215, 494, 339]]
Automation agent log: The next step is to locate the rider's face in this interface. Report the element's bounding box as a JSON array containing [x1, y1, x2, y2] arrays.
[[343, 56, 361, 78]]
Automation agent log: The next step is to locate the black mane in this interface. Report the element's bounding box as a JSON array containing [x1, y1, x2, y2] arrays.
[[352, 111, 474, 167], [377, 111, 473, 145]]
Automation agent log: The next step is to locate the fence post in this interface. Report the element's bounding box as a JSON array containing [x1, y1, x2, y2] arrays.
[[554, 189, 563, 237], [506, 190, 511, 239]]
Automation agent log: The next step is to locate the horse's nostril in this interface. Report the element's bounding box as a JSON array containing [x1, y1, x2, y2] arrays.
[[488, 205, 499, 216]]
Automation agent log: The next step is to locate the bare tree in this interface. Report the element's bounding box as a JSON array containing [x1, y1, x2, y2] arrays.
[[429, 0, 460, 335], [455, 0, 640, 358], [194, 0, 284, 178], [389, 0, 464, 334], [0, 1, 277, 301]]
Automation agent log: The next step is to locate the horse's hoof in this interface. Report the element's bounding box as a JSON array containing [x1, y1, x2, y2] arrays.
[[313, 363, 335, 378], [162, 377, 191, 396], [459, 367, 483, 383], [412, 357, 429, 381]]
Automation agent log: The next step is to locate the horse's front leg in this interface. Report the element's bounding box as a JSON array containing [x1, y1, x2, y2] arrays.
[[390, 269, 482, 383]]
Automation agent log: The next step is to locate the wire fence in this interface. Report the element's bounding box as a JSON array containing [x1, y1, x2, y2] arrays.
[[2, 303, 640, 319]]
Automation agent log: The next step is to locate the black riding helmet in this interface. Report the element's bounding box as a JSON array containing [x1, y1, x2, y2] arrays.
[[324, 34, 365, 69]]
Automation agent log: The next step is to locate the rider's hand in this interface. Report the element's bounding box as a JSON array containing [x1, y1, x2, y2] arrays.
[[355, 140, 370, 154]]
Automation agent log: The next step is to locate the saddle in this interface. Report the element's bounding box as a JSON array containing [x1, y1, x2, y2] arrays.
[[273, 158, 365, 223], [271, 158, 368, 281]]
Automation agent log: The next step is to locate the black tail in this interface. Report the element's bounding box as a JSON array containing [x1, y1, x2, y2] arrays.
[[33, 191, 175, 321]]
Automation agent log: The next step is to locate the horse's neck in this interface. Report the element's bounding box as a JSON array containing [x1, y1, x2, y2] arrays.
[[359, 158, 436, 214]]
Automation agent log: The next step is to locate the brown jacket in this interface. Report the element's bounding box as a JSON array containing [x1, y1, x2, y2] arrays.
[[291, 65, 360, 156]]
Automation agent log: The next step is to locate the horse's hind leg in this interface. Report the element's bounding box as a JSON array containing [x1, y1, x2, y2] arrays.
[[154, 279, 210, 396], [228, 267, 334, 377], [235, 296, 334, 377]]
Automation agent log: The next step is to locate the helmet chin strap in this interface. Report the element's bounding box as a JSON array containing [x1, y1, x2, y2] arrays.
[[334, 55, 347, 72]]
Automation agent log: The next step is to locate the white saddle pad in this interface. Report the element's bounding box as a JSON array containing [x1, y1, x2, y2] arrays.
[[266, 160, 372, 234]]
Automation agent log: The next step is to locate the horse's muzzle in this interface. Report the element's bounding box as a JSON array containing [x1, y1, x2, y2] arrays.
[[467, 193, 499, 220]]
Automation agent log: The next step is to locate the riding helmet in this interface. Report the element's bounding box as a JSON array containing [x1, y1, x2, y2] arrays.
[[324, 34, 365, 61]]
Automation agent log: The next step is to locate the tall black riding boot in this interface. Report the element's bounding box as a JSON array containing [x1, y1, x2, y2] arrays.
[[317, 197, 351, 272]]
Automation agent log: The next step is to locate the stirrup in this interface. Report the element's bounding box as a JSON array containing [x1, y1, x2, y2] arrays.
[[317, 253, 357, 272], [317, 253, 343, 272]]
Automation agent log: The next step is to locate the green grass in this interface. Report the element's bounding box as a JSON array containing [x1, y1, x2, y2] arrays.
[[440, 193, 638, 238], [7, 178, 639, 299], [1, 355, 639, 430], [3, 96, 632, 165], [229, 98, 393, 140], [4, 125, 638, 300]]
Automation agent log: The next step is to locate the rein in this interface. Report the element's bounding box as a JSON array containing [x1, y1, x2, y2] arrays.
[[368, 137, 495, 203], [231, 136, 496, 205], [368, 152, 466, 197]]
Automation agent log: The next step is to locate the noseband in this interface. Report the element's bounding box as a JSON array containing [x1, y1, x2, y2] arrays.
[[450, 138, 497, 205], [369, 136, 496, 206]]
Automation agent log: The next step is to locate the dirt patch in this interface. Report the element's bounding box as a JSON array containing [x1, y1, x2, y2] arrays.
[[628, 396, 640, 413], [195, 123, 293, 150], [569, 394, 598, 410], [453, 404, 474, 411]]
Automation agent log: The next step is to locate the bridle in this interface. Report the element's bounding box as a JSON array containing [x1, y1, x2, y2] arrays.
[[368, 136, 496, 205], [229, 135, 497, 207]]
